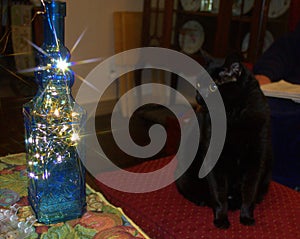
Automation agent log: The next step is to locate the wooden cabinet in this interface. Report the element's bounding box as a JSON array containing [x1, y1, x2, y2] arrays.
[[142, 0, 291, 65]]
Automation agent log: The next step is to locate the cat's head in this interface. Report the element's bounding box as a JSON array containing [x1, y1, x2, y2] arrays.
[[208, 53, 245, 86], [196, 53, 254, 107]]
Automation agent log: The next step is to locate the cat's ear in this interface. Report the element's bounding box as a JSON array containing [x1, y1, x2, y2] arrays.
[[200, 49, 224, 69], [199, 49, 214, 67]]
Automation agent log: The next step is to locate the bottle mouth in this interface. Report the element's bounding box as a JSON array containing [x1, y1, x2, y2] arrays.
[[45, 0, 66, 3], [45, 0, 66, 17]]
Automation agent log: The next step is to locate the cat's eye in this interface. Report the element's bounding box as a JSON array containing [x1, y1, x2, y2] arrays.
[[209, 84, 218, 92]]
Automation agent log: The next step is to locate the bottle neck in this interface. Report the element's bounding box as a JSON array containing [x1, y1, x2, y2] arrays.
[[36, 0, 74, 89], [43, 1, 66, 46]]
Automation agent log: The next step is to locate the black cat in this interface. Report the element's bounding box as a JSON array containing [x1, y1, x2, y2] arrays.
[[176, 54, 273, 229]]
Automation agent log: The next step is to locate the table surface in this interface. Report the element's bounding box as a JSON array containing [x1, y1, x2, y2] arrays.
[[0, 153, 150, 239]]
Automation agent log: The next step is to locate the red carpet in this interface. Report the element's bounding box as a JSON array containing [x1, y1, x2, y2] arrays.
[[95, 156, 300, 239]]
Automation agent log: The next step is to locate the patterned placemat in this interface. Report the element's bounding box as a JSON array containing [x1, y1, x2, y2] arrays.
[[0, 153, 150, 239]]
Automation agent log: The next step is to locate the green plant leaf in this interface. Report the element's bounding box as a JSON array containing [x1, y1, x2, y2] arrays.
[[41, 223, 76, 239], [74, 224, 97, 239]]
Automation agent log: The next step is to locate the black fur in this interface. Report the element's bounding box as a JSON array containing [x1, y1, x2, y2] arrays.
[[176, 54, 273, 229]]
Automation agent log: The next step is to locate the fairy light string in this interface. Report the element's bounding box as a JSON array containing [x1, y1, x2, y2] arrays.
[[25, 0, 84, 181]]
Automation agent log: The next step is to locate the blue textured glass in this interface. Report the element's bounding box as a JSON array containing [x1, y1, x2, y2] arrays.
[[23, 0, 86, 224]]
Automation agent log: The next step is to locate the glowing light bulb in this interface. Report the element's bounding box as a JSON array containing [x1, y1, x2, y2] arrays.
[[56, 58, 69, 72], [71, 132, 80, 142], [54, 109, 60, 117], [57, 155, 62, 163], [62, 125, 68, 132]]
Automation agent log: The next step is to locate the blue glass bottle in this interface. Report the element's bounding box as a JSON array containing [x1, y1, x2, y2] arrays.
[[23, 0, 86, 224]]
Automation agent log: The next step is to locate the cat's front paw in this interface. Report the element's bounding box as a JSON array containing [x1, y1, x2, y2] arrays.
[[213, 218, 230, 229], [240, 216, 255, 226], [240, 205, 255, 226]]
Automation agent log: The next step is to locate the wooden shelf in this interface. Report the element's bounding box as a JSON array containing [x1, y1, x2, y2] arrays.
[[141, 0, 291, 64], [231, 16, 253, 23], [174, 9, 218, 17]]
